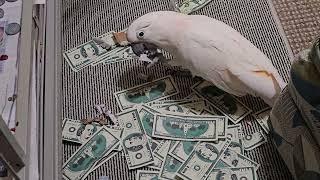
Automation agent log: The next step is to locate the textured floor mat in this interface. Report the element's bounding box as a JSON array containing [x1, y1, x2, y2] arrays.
[[61, 0, 295, 179]]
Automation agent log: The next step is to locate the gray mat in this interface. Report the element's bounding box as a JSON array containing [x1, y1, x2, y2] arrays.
[[61, 0, 294, 179]]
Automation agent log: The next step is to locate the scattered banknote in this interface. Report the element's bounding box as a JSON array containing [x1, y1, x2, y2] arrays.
[[192, 81, 252, 124], [62, 127, 120, 180], [148, 155, 164, 170], [242, 131, 267, 151], [179, 0, 213, 14], [115, 76, 179, 110], [177, 138, 231, 180], [152, 114, 222, 141], [62, 118, 101, 144], [208, 167, 257, 180], [169, 141, 199, 162], [116, 109, 154, 169], [227, 124, 244, 154], [63, 30, 135, 72], [216, 147, 260, 170], [159, 154, 183, 180], [154, 99, 206, 115], [253, 107, 271, 134], [136, 170, 160, 180]]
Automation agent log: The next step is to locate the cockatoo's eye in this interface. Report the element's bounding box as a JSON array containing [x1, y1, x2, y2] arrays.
[[138, 31, 144, 38]]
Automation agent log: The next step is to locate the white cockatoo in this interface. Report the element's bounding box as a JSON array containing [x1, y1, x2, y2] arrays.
[[127, 11, 286, 106]]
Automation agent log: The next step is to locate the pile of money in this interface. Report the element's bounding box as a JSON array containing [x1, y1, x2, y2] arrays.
[[63, 30, 135, 72], [62, 75, 269, 180]]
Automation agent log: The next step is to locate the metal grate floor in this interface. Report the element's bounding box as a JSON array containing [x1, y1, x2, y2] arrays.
[[61, 0, 295, 179]]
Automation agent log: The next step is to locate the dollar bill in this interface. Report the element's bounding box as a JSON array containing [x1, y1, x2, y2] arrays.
[[117, 109, 154, 169], [253, 107, 271, 134], [179, 0, 213, 14], [138, 107, 156, 137], [216, 147, 260, 170], [177, 138, 231, 180], [242, 131, 267, 151], [63, 36, 112, 71], [90, 151, 118, 172], [200, 108, 227, 139], [104, 46, 136, 65], [227, 125, 244, 154], [184, 92, 201, 100], [62, 118, 101, 144], [152, 114, 221, 141], [136, 170, 160, 180], [115, 76, 179, 110], [192, 81, 252, 124], [159, 154, 183, 180], [62, 127, 120, 180], [169, 141, 199, 162], [207, 167, 257, 180]]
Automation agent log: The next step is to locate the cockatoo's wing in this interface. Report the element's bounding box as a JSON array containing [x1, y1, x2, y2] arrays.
[[183, 15, 286, 105]]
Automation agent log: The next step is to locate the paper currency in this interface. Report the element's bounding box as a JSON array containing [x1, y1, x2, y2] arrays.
[[200, 108, 227, 139], [62, 127, 120, 180], [63, 38, 110, 71], [242, 131, 267, 151], [169, 141, 199, 162], [192, 81, 252, 124], [227, 125, 244, 154], [254, 107, 271, 134], [136, 170, 160, 180], [117, 109, 154, 169], [159, 154, 183, 180], [179, 0, 213, 14], [138, 107, 156, 137], [207, 167, 257, 180], [217, 148, 260, 169], [177, 138, 231, 180], [152, 114, 220, 141], [115, 76, 179, 110], [62, 118, 100, 144]]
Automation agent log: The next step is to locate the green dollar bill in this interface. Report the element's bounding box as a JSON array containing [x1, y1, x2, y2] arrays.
[[192, 81, 252, 124], [104, 46, 136, 65], [179, 0, 213, 14], [242, 131, 267, 151], [63, 33, 113, 71], [227, 124, 244, 155], [159, 154, 183, 180], [152, 114, 220, 141], [115, 76, 179, 110], [200, 108, 227, 139], [169, 141, 199, 162], [62, 118, 100, 144], [117, 109, 154, 169], [136, 170, 160, 180], [253, 107, 271, 134], [184, 93, 201, 100], [62, 127, 120, 180], [177, 138, 231, 180], [207, 167, 257, 180], [138, 107, 156, 137], [216, 147, 260, 170]]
